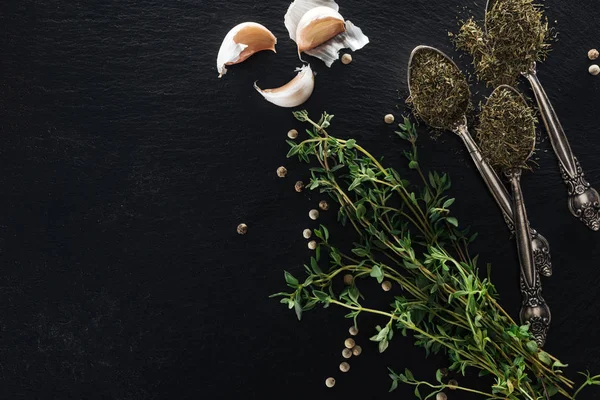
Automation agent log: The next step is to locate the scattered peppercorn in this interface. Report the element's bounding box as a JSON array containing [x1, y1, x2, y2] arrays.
[[341, 53, 353, 65], [309, 209, 320, 220], [436, 393, 448, 400], [303, 229, 312, 239], [440, 367, 449, 377], [308, 240, 317, 250], [325, 377, 336, 388], [288, 129, 299, 139], [319, 200, 329, 211], [349, 326, 358, 336], [294, 180, 304, 192], [339, 362, 350, 372], [352, 345, 362, 356], [589, 49, 599, 61], [344, 338, 356, 349], [277, 166, 287, 178], [236, 223, 248, 235], [343, 274, 353, 285], [381, 281, 392, 292], [448, 379, 458, 390], [589, 64, 600, 76], [384, 114, 395, 124], [342, 348, 352, 359]]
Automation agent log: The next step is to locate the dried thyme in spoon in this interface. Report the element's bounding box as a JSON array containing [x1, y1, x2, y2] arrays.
[[476, 86, 537, 170], [453, 0, 551, 87], [408, 46, 471, 130]]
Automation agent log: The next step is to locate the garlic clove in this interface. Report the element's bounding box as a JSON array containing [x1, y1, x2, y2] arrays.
[[254, 65, 315, 108], [284, 0, 369, 67], [296, 7, 346, 53], [285, 0, 340, 42], [217, 22, 277, 78]]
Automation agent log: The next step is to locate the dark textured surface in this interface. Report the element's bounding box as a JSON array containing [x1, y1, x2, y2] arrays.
[[1, 0, 600, 399]]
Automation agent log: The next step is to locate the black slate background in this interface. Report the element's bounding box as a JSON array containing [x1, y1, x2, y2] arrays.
[[1, 0, 600, 399]]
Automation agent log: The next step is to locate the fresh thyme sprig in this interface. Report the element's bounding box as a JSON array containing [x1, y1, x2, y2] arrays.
[[272, 111, 598, 399]]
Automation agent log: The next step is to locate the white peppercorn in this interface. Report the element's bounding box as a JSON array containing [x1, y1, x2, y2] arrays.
[[384, 114, 395, 124], [319, 200, 329, 211], [344, 338, 355, 349], [341, 53, 352, 65], [339, 362, 350, 372], [343, 274, 353, 286], [589, 49, 599, 61], [276, 166, 287, 178], [309, 209, 320, 220], [589, 64, 600, 76], [448, 379, 458, 390], [287, 129, 298, 139], [436, 393, 447, 400], [308, 240, 317, 250], [349, 326, 358, 336], [381, 281, 392, 292], [352, 345, 362, 356], [303, 229, 312, 239], [325, 377, 336, 388], [342, 348, 352, 359], [294, 181, 304, 192], [236, 223, 248, 235]]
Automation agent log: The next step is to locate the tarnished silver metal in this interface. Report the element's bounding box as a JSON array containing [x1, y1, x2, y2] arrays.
[[456, 125, 552, 277], [484, 0, 600, 231], [407, 45, 552, 277], [524, 67, 600, 231], [506, 168, 551, 346], [491, 84, 551, 346]]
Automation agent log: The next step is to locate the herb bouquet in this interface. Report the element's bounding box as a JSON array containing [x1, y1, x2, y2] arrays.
[[273, 111, 598, 399]]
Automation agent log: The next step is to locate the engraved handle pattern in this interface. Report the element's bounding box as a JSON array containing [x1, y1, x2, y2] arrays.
[[525, 68, 600, 231], [507, 169, 551, 347], [457, 126, 553, 276]]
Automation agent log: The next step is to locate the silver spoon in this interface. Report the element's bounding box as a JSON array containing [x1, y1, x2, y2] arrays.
[[485, 0, 600, 231], [482, 85, 551, 346], [407, 45, 552, 277]]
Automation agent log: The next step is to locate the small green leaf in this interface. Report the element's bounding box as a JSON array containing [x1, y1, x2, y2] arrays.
[[446, 217, 458, 227], [525, 340, 538, 354], [313, 290, 330, 302], [409, 161, 419, 170], [552, 360, 569, 369], [349, 287, 360, 303], [356, 204, 366, 219], [321, 225, 329, 241], [294, 300, 303, 320], [546, 385, 559, 396], [538, 351, 552, 366], [435, 369, 443, 383], [443, 198, 455, 208], [346, 139, 356, 149], [389, 379, 398, 392], [370, 265, 384, 283], [414, 385, 422, 399], [284, 271, 299, 287], [379, 339, 389, 353]]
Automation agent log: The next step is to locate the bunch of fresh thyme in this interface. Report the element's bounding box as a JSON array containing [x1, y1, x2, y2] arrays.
[[272, 110, 600, 399], [477, 87, 538, 171], [453, 0, 551, 87]]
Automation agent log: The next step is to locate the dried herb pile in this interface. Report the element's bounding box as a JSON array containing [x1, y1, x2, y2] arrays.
[[408, 48, 471, 130], [272, 110, 600, 399], [477, 87, 537, 171], [453, 0, 551, 87]]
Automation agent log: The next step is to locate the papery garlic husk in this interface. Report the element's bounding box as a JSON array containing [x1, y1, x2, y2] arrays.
[[296, 7, 346, 54], [284, 0, 369, 67], [254, 65, 315, 108], [217, 22, 277, 78]]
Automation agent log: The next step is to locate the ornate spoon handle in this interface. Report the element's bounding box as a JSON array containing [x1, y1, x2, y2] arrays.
[[456, 125, 552, 276], [524, 67, 600, 231], [506, 169, 551, 347]]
